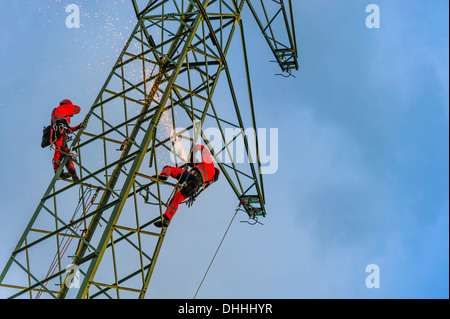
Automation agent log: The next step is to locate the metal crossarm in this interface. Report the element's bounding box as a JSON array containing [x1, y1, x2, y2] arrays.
[[246, 0, 298, 72]]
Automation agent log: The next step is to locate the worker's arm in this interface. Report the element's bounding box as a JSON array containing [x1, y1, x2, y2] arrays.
[[69, 120, 86, 133], [70, 104, 81, 115], [58, 104, 81, 117], [195, 144, 213, 164], [72, 104, 81, 115]]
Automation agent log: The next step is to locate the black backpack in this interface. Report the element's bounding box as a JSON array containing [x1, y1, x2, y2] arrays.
[[41, 125, 51, 148]]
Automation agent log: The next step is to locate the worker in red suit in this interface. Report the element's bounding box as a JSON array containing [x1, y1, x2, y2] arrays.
[[154, 144, 220, 228], [50, 99, 84, 182]]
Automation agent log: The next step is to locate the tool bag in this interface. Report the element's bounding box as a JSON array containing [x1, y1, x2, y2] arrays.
[[41, 125, 52, 148]]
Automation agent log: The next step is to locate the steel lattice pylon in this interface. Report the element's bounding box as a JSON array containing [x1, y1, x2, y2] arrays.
[[0, 0, 298, 299]]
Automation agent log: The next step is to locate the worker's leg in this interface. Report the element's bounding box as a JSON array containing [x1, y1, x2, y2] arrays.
[[165, 172, 202, 221], [154, 191, 185, 228], [52, 137, 64, 173], [164, 191, 186, 221], [154, 169, 201, 228], [159, 166, 185, 180], [64, 147, 76, 172], [64, 146, 79, 182], [53, 136, 79, 182]]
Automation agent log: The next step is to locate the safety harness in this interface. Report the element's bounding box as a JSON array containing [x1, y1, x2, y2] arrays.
[[183, 174, 216, 207]]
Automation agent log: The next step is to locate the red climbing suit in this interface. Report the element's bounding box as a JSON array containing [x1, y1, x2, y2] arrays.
[[51, 100, 81, 173], [160, 144, 216, 221]]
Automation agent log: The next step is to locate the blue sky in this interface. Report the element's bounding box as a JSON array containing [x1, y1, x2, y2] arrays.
[[0, 0, 448, 299]]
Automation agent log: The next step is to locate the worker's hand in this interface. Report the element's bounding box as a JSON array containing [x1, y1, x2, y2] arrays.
[[79, 120, 87, 130]]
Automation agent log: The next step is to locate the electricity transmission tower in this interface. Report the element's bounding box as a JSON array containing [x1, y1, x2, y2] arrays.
[[0, 0, 298, 299]]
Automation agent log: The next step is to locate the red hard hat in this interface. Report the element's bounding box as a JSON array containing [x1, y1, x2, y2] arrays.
[[60, 99, 73, 105]]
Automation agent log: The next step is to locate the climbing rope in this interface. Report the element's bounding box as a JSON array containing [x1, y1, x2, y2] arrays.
[[193, 200, 245, 299]]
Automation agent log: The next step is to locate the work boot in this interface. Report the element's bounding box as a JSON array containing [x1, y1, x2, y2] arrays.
[[59, 171, 72, 179], [69, 169, 80, 183], [151, 174, 168, 182], [154, 215, 170, 228]]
